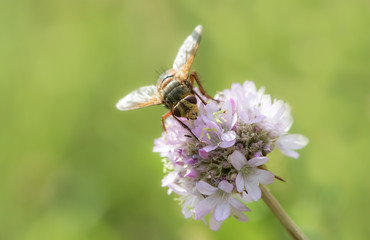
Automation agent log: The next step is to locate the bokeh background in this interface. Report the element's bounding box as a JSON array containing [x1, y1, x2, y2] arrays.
[[1, 0, 369, 239]]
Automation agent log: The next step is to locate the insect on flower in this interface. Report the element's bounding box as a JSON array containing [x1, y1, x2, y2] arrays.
[[116, 25, 213, 133]]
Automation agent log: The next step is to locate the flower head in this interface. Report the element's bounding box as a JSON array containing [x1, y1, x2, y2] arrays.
[[153, 81, 308, 230]]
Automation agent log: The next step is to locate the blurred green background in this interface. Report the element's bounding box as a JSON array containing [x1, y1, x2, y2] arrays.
[[1, 0, 369, 239]]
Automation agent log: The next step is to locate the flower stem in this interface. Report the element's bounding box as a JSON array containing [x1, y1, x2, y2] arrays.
[[260, 185, 308, 240]]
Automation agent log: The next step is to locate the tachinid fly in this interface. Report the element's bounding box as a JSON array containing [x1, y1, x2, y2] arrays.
[[116, 25, 213, 133]]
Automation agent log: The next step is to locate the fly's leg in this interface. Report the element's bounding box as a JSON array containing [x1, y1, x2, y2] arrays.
[[162, 111, 198, 140], [161, 111, 172, 132], [190, 71, 215, 101], [172, 113, 198, 140], [193, 91, 207, 105]]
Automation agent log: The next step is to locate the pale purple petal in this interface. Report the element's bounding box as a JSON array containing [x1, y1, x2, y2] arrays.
[[229, 197, 250, 212], [182, 195, 200, 219], [277, 134, 309, 149], [205, 101, 219, 117], [230, 114, 238, 129], [196, 181, 218, 195], [270, 99, 286, 122], [219, 131, 236, 148], [279, 148, 299, 159], [168, 183, 188, 196], [218, 180, 233, 193], [255, 169, 275, 185], [222, 100, 238, 129], [221, 98, 232, 112], [192, 125, 204, 139], [202, 144, 218, 152], [247, 156, 269, 167], [243, 81, 257, 93], [252, 114, 267, 123], [235, 173, 245, 192], [221, 131, 236, 142], [198, 148, 209, 159], [153, 138, 171, 156], [280, 104, 293, 132], [195, 197, 217, 220], [220, 100, 236, 129], [244, 176, 261, 201], [229, 97, 236, 111], [276, 134, 308, 159], [199, 144, 218, 158], [209, 214, 224, 231], [232, 82, 243, 91], [229, 150, 247, 171], [182, 206, 193, 219], [238, 111, 250, 124], [231, 208, 249, 222], [205, 118, 223, 134], [218, 138, 236, 148], [214, 201, 231, 221], [260, 95, 272, 116], [161, 172, 177, 187], [230, 83, 243, 100], [256, 84, 265, 97], [241, 191, 254, 203], [185, 169, 199, 178]]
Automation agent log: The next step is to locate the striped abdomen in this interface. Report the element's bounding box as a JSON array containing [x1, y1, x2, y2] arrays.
[[161, 80, 191, 109]]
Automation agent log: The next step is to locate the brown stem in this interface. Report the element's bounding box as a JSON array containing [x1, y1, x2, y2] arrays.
[[260, 185, 308, 240]]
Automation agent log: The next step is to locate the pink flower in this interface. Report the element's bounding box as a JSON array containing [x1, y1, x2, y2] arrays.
[[229, 150, 275, 201], [192, 101, 237, 158], [195, 180, 250, 230], [276, 134, 309, 159]]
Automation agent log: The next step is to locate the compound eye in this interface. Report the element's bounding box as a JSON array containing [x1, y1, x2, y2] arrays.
[[185, 95, 197, 104], [173, 106, 181, 117]]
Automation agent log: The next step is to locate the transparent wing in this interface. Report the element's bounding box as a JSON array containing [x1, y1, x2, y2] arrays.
[[172, 25, 202, 76], [116, 85, 162, 111]]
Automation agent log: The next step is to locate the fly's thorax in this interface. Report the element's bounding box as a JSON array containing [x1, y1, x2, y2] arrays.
[[157, 69, 177, 89], [173, 95, 199, 120]]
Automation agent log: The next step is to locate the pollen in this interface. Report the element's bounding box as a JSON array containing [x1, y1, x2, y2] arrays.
[[215, 118, 223, 124], [213, 110, 227, 124], [213, 110, 226, 116], [200, 127, 219, 139]]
